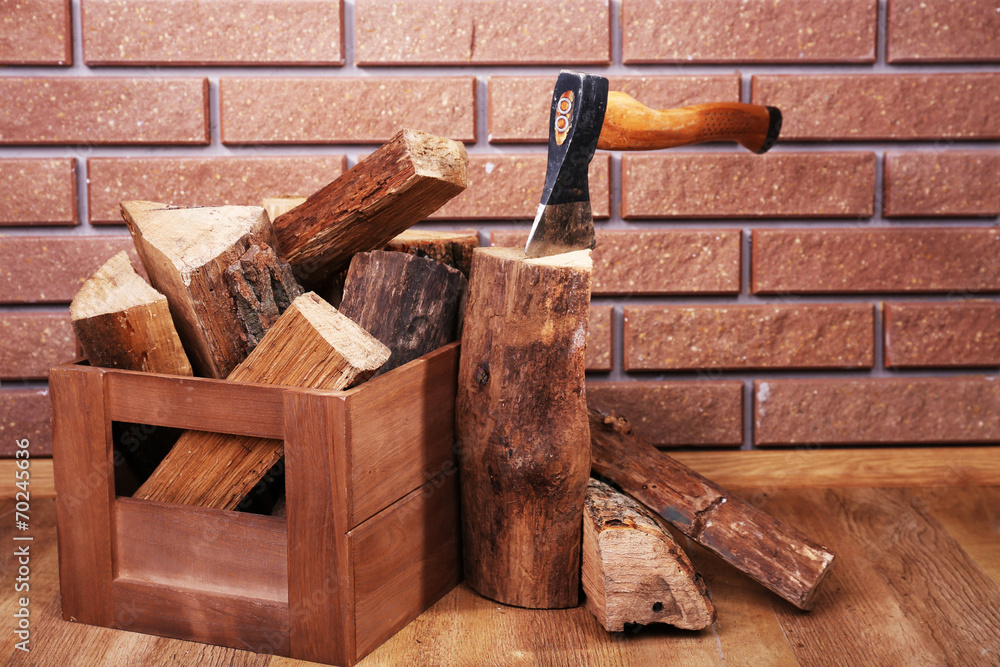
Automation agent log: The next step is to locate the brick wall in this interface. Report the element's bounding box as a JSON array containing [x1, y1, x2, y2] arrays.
[[1, 0, 998, 455]]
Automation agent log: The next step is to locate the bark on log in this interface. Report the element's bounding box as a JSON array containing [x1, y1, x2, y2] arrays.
[[271, 129, 468, 287], [583, 478, 716, 632], [340, 250, 466, 376], [121, 201, 303, 379], [384, 229, 479, 278], [134, 292, 390, 510], [457, 246, 593, 609], [589, 408, 836, 611], [70, 251, 193, 377]]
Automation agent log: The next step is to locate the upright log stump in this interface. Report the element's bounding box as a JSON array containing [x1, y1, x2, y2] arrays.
[[457, 246, 593, 609]]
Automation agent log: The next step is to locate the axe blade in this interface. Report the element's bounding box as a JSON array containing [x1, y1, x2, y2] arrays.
[[525, 71, 608, 258]]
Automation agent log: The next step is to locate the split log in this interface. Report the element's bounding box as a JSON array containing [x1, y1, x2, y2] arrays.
[[121, 201, 303, 379], [262, 197, 306, 224], [134, 292, 390, 510], [272, 129, 468, 286], [457, 246, 593, 609], [589, 408, 837, 611], [583, 478, 716, 632], [70, 251, 193, 376], [340, 250, 466, 376], [384, 229, 479, 278]]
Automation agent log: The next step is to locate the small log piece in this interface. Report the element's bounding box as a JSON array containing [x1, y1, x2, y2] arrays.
[[583, 478, 716, 632], [340, 250, 466, 376], [589, 408, 837, 611], [70, 251, 193, 376], [135, 292, 390, 510], [457, 246, 593, 609], [271, 129, 468, 286], [121, 201, 303, 379], [384, 229, 479, 278], [262, 197, 306, 223]]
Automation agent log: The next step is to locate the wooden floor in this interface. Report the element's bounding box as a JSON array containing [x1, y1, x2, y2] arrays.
[[2, 472, 999, 664]]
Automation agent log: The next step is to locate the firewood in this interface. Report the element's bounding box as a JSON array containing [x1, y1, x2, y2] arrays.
[[121, 201, 303, 379], [70, 251, 193, 377], [340, 250, 466, 376], [384, 229, 479, 277], [262, 196, 306, 223], [589, 408, 837, 611], [272, 129, 468, 286], [457, 246, 592, 609], [583, 478, 716, 632], [134, 292, 390, 510]]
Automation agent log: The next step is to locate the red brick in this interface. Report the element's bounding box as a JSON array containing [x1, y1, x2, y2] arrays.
[[888, 0, 1000, 63], [623, 0, 876, 64], [87, 156, 347, 224], [220, 77, 476, 144], [0, 311, 76, 380], [82, 0, 344, 65], [587, 381, 744, 447], [0, 388, 52, 456], [752, 228, 1000, 294], [0, 0, 72, 65], [1, 158, 77, 226], [0, 235, 138, 303], [587, 305, 613, 372], [488, 74, 741, 143], [356, 0, 609, 66], [623, 153, 875, 219], [884, 302, 1000, 369], [491, 229, 741, 296], [0, 78, 209, 145], [433, 155, 609, 220], [754, 377, 1000, 445], [752, 74, 1000, 141], [884, 152, 1000, 218], [625, 304, 874, 371]]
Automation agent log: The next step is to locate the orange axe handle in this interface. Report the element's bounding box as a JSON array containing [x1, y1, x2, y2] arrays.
[[597, 92, 782, 154]]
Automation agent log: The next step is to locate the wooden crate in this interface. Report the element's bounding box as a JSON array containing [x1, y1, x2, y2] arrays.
[[49, 342, 462, 666]]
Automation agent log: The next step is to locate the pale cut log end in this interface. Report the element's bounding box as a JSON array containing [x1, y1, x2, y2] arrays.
[[478, 245, 593, 272], [583, 478, 716, 633], [262, 197, 307, 223], [70, 251, 162, 321], [399, 128, 468, 190]]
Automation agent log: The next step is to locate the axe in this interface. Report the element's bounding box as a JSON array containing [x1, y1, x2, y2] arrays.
[[525, 71, 782, 257]]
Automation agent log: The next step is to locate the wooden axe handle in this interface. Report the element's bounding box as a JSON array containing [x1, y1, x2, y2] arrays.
[[597, 92, 782, 153]]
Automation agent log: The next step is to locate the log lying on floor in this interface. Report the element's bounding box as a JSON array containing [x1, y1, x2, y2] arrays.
[[121, 201, 303, 379], [70, 251, 193, 377], [583, 478, 716, 632], [457, 247, 593, 609], [272, 129, 468, 287], [134, 292, 390, 510], [262, 197, 306, 223], [589, 408, 836, 611], [384, 229, 479, 278], [340, 250, 466, 376]]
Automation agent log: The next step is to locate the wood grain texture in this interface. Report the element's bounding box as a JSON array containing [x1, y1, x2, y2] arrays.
[[457, 247, 593, 609], [590, 408, 836, 611], [384, 228, 479, 277], [582, 478, 715, 632], [70, 251, 193, 376], [341, 250, 466, 376], [272, 129, 468, 286]]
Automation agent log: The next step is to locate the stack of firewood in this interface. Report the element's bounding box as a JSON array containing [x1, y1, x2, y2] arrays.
[[69, 128, 474, 511]]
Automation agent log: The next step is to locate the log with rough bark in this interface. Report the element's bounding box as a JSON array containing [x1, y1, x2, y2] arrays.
[[134, 292, 390, 510], [384, 229, 479, 278], [457, 246, 593, 609], [583, 478, 716, 632], [121, 201, 303, 379], [271, 129, 468, 286], [70, 251, 193, 377], [589, 408, 837, 611], [340, 250, 466, 376]]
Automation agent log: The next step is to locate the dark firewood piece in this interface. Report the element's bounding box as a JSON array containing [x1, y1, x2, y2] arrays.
[[340, 250, 466, 376], [226, 243, 303, 352], [583, 478, 716, 632], [588, 408, 837, 611], [384, 229, 479, 278], [272, 129, 468, 287], [457, 246, 593, 609]]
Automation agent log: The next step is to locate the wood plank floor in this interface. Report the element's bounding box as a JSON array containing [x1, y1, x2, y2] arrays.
[[2, 485, 998, 665]]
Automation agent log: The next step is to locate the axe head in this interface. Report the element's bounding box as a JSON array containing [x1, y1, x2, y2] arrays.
[[525, 71, 609, 258]]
